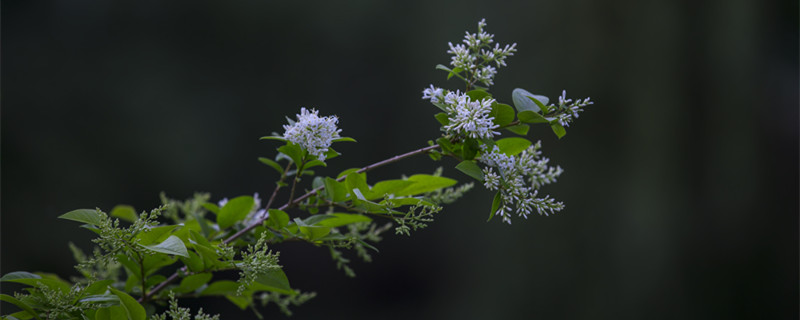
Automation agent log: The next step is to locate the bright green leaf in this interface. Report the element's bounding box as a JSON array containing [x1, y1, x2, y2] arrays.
[[140, 235, 189, 258], [366, 180, 415, 200], [135, 225, 179, 245], [551, 123, 567, 139], [466, 90, 491, 101], [455, 161, 484, 181], [496, 137, 532, 156], [109, 205, 137, 223], [253, 268, 294, 295], [395, 175, 457, 196], [323, 178, 348, 202], [108, 287, 146, 320], [266, 209, 290, 229], [314, 213, 372, 228], [217, 196, 255, 229], [345, 173, 368, 196], [258, 157, 284, 175], [176, 273, 212, 294], [489, 103, 515, 126], [332, 137, 357, 143], [58, 209, 105, 226], [304, 160, 327, 170], [200, 281, 239, 296], [489, 192, 502, 222], [0, 294, 42, 320], [505, 124, 530, 136], [517, 110, 548, 124], [434, 113, 450, 126], [260, 136, 287, 142], [277, 143, 304, 165]]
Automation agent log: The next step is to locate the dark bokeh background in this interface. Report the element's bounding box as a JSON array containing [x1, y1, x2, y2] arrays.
[[2, 0, 798, 319]]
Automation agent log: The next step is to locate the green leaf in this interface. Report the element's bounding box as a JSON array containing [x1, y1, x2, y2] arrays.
[[266, 209, 290, 230], [304, 160, 327, 170], [395, 175, 457, 196], [496, 137, 532, 156], [1, 272, 70, 293], [551, 123, 567, 139], [345, 173, 368, 196], [436, 137, 454, 153], [461, 138, 479, 160], [435, 64, 452, 73], [201, 203, 219, 215], [466, 90, 491, 101], [332, 137, 357, 143], [175, 273, 212, 294], [253, 269, 294, 295], [259, 136, 287, 142], [58, 209, 105, 226], [434, 113, 450, 126], [366, 180, 415, 200], [82, 280, 115, 296], [336, 168, 360, 179], [109, 205, 137, 223], [135, 225, 179, 245], [505, 124, 530, 136], [180, 251, 204, 273], [517, 110, 548, 124], [140, 235, 189, 258], [258, 157, 284, 175], [314, 213, 372, 228], [380, 198, 435, 207], [200, 280, 239, 296], [294, 218, 331, 240], [323, 177, 348, 202], [489, 192, 502, 222], [95, 306, 128, 320], [216, 196, 255, 229], [108, 287, 146, 320], [0, 294, 42, 320], [277, 143, 304, 165], [489, 103, 515, 127], [512, 88, 549, 113], [455, 161, 484, 181], [324, 148, 340, 160]]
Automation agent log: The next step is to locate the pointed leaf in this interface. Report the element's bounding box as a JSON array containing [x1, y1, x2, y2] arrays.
[[394, 175, 457, 196], [258, 157, 284, 175], [505, 124, 530, 136], [277, 143, 304, 165], [489, 191, 502, 222], [314, 213, 372, 228], [332, 137, 357, 143], [0, 294, 42, 320], [551, 123, 567, 139], [517, 110, 548, 124], [109, 205, 137, 223], [434, 113, 450, 126], [455, 161, 484, 181], [176, 273, 213, 294], [59, 209, 105, 226], [140, 235, 189, 258], [108, 287, 146, 320], [259, 136, 287, 142], [253, 269, 294, 295], [496, 137, 532, 156], [216, 196, 255, 229]]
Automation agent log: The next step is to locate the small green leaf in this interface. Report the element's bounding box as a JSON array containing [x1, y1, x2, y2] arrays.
[[489, 192, 502, 222], [108, 287, 146, 320], [266, 209, 290, 229], [304, 160, 327, 170], [466, 90, 491, 101], [332, 137, 357, 143], [277, 143, 304, 165], [496, 137, 532, 156], [435, 64, 452, 73], [461, 138, 479, 160], [314, 213, 372, 228], [324, 148, 340, 160], [295, 218, 331, 240], [258, 157, 284, 175], [436, 137, 454, 153], [324, 177, 348, 202], [345, 172, 368, 196], [180, 251, 204, 273], [59, 209, 105, 226], [140, 235, 189, 258], [0, 294, 42, 320], [395, 175, 457, 196], [367, 180, 415, 200], [517, 110, 548, 124], [455, 161, 484, 181], [109, 205, 137, 223], [434, 113, 450, 126], [253, 269, 294, 295], [489, 103, 515, 127], [1, 272, 70, 293], [175, 273, 212, 293], [336, 168, 360, 179], [201, 203, 220, 215], [217, 196, 255, 229], [0, 272, 41, 282], [135, 225, 179, 245], [551, 123, 567, 139], [259, 136, 287, 142], [505, 124, 530, 136]]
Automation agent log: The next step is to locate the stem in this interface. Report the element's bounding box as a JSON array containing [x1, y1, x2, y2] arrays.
[[140, 143, 441, 302], [137, 252, 147, 300]]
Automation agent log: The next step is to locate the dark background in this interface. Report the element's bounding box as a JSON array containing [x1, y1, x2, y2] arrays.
[[2, 0, 797, 319]]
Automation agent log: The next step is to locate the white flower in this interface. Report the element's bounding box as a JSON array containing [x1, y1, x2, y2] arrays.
[[422, 85, 444, 103], [443, 92, 499, 139], [282, 108, 341, 161]]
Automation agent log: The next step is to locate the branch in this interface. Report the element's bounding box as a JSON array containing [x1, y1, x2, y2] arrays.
[[140, 143, 441, 302]]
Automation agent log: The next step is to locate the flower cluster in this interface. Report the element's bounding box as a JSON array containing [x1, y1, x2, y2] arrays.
[[282, 108, 341, 161], [427, 90, 500, 139], [446, 19, 517, 87], [551, 90, 593, 127], [479, 143, 564, 224]]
